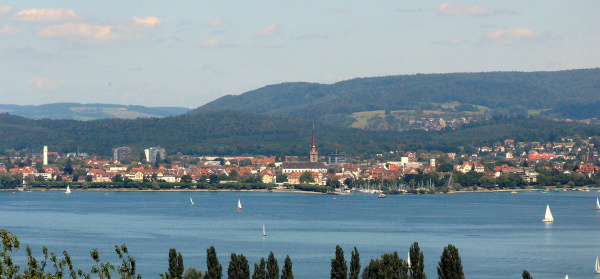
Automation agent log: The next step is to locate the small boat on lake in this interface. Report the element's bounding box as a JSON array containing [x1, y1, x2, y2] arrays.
[[595, 256, 600, 274], [596, 198, 600, 210], [237, 199, 242, 210], [263, 224, 266, 237], [378, 193, 386, 198], [190, 197, 194, 205], [407, 251, 411, 268], [65, 185, 71, 194], [542, 204, 553, 223]]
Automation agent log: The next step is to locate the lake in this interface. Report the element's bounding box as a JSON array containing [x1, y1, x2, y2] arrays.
[[1, 190, 598, 278]]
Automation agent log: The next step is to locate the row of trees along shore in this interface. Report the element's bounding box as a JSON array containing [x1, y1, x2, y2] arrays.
[[0, 229, 538, 279]]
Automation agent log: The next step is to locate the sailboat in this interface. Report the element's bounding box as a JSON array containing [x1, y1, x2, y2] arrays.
[[596, 198, 600, 210], [596, 256, 600, 274], [190, 197, 194, 205], [65, 185, 71, 194], [237, 199, 242, 210], [407, 251, 411, 268], [263, 224, 266, 237], [542, 204, 554, 222]]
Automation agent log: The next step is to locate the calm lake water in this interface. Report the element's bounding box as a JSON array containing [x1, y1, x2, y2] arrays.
[[1, 190, 599, 278]]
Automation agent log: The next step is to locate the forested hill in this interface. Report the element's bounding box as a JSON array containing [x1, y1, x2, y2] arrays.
[[189, 68, 600, 121], [1, 111, 600, 158]]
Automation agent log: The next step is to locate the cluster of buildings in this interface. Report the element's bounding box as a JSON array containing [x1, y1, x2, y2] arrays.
[[1, 129, 599, 188]]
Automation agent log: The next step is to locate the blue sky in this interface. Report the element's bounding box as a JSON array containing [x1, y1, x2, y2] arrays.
[[0, 1, 597, 108]]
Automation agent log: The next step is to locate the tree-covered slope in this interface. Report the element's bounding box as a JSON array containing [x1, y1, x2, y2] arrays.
[[1, 111, 600, 158], [190, 68, 600, 121]]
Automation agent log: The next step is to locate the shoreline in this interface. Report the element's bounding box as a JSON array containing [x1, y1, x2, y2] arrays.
[[7, 185, 598, 195]]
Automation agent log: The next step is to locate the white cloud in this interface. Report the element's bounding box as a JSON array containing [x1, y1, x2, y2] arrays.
[[30, 77, 54, 89], [39, 23, 124, 41], [328, 7, 351, 14], [13, 8, 79, 22], [258, 24, 279, 37], [0, 6, 11, 14], [0, 25, 20, 36], [483, 28, 540, 44], [132, 16, 163, 28], [437, 3, 517, 17], [197, 38, 220, 48], [203, 18, 223, 27]]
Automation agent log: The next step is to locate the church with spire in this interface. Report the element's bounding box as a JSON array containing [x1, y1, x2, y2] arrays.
[[309, 126, 319, 163], [280, 126, 327, 178]]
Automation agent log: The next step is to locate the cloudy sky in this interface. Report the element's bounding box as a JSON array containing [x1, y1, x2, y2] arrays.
[[0, 1, 597, 108]]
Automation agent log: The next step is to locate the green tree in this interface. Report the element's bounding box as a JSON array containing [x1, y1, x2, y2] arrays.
[[64, 158, 73, 175], [409, 242, 426, 279], [522, 270, 533, 279], [361, 258, 381, 279], [206, 246, 223, 279], [349, 247, 360, 279], [228, 253, 240, 279], [113, 174, 124, 182], [281, 255, 293, 279], [331, 245, 347, 279], [276, 174, 288, 183], [162, 248, 184, 279], [299, 171, 314, 184], [266, 252, 279, 279], [180, 175, 193, 183], [381, 252, 409, 279], [115, 244, 141, 279], [5, 156, 13, 170], [252, 258, 266, 279], [210, 174, 220, 184], [361, 252, 408, 279], [184, 267, 204, 279], [228, 253, 250, 279], [437, 244, 464, 279]]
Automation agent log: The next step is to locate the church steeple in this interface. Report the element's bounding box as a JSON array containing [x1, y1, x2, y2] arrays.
[[309, 125, 319, 162]]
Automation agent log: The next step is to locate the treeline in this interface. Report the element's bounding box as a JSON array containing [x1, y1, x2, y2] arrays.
[[1, 229, 490, 279], [1, 110, 600, 159], [191, 68, 600, 122]]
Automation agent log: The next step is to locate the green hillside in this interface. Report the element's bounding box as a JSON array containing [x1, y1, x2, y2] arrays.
[[189, 68, 600, 126], [1, 111, 599, 158]]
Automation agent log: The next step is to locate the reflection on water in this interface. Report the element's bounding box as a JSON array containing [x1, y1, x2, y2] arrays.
[[0, 190, 599, 278]]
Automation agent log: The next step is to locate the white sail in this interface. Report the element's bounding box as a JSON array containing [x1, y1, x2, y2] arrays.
[[263, 224, 266, 237], [565, 275, 568, 279], [190, 197, 194, 205], [407, 251, 411, 268], [596, 257, 600, 274], [237, 199, 242, 210], [542, 204, 553, 222], [596, 198, 600, 210], [65, 185, 71, 194]]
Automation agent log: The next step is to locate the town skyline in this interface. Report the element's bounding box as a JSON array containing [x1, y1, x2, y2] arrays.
[[0, 1, 597, 108]]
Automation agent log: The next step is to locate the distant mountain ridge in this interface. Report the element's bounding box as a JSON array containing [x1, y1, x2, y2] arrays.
[[189, 68, 600, 125], [0, 103, 190, 120]]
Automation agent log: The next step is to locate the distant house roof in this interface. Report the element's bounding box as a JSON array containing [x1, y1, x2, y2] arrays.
[[282, 162, 327, 169]]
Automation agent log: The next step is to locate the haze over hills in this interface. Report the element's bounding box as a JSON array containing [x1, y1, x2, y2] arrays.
[[189, 68, 600, 128], [0, 103, 190, 120]]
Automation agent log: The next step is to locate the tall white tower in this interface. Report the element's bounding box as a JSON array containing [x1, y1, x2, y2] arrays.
[[43, 145, 48, 166]]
